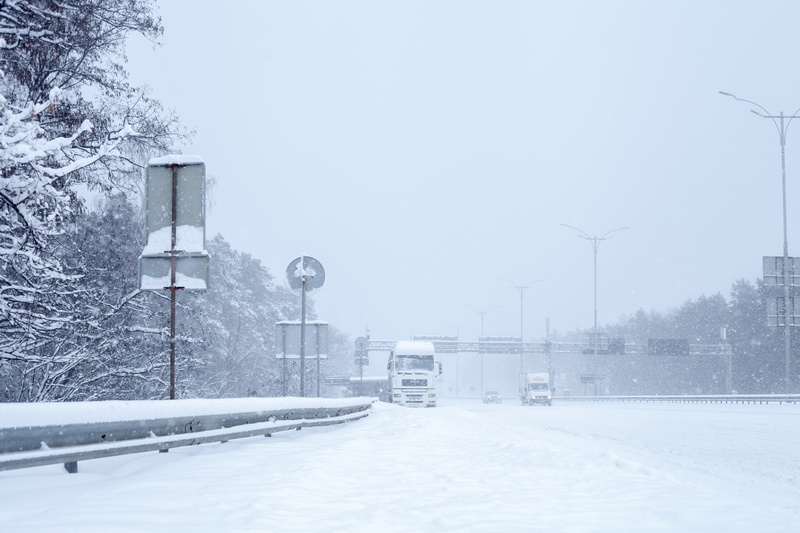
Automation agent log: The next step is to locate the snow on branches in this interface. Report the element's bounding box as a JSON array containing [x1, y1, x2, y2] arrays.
[[0, 0, 180, 401], [0, 86, 139, 258]]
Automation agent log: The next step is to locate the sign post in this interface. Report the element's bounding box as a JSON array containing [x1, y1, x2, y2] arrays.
[[580, 374, 604, 396], [139, 155, 208, 400], [276, 321, 329, 396], [286, 256, 325, 397], [763, 255, 800, 393], [354, 336, 369, 396]]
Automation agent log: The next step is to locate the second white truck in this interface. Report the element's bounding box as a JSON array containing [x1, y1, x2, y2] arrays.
[[519, 372, 553, 406]]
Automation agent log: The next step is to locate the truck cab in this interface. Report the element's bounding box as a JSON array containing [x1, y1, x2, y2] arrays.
[[387, 341, 440, 407]]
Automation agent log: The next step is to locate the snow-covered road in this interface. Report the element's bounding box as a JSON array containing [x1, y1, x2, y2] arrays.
[[1, 398, 798, 532]]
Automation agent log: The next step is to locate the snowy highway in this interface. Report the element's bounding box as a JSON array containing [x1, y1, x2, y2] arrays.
[[1, 398, 798, 532]]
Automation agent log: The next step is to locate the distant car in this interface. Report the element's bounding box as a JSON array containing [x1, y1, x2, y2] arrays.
[[483, 391, 502, 404]]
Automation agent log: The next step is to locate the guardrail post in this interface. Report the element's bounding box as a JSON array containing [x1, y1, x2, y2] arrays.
[[64, 461, 77, 474]]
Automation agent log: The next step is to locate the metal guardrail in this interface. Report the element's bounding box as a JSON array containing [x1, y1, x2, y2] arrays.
[[556, 394, 800, 404], [0, 399, 374, 473]]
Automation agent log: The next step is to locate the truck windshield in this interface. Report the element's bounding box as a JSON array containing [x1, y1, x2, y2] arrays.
[[530, 383, 549, 390], [395, 355, 434, 372]]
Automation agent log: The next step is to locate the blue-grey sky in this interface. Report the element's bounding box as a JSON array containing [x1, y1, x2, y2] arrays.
[[127, 1, 800, 354]]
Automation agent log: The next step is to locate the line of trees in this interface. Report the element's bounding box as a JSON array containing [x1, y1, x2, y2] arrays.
[[561, 279, 795, 394], [0, 1, 353, 402]]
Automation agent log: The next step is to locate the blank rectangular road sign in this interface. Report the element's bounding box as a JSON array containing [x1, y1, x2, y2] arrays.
[[275, 321, 329, 358], [139, 254, 209, 291], [143, 156, 206, 255]]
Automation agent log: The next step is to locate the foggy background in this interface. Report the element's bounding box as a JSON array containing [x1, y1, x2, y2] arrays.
[[126, 1, 800, 376]]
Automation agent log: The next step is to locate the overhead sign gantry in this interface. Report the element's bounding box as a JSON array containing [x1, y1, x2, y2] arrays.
[[359, 336, 730, 357]]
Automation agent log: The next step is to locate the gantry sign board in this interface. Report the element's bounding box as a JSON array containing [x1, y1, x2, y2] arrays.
[[412, 335, 460, 354], [581, 334, 626, 355], [275, 321, 329, 358], [646, 338, 690, 356], [762, 256, 800, 326], [139, 156, 209, 290], [476, 337, 523, 355]]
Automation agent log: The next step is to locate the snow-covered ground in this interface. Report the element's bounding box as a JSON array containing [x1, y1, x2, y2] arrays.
[[0, 398, 798, 532]]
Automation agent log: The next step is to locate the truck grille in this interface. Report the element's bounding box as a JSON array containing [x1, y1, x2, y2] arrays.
[[402, 379, 427, 387]]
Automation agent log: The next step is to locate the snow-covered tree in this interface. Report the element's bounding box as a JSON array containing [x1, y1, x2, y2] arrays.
[[1, 193, 161, 401], [596, 279, 795, 394], [0, 0, 186, 398], [728, 279, 787, 393], [160, 235, 299, 398], [0, 2, 350, 401]]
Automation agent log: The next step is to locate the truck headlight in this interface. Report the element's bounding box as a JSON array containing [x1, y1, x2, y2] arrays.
[[393, 393, 401, 398], [428, 394, 435, 398]]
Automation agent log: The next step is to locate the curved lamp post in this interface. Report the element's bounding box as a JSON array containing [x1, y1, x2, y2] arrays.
[[720, 91, 800, 394]]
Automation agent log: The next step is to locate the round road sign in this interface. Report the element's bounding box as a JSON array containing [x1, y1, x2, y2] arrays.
[[286, 255, 325, 292], [355, 336, 368, 351]]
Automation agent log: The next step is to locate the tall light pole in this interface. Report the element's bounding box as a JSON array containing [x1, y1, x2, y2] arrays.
[[467, 304, 500, 337], [444, 320, 468, 397], [499, 278, 544, 371], [467, 304, 500, 397], [562, 224, 629, 395], [720, 91, 800, 394]]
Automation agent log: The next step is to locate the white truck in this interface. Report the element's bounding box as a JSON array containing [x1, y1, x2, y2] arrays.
[[519, 372, 553, 406], [387, 341, 441, 407]]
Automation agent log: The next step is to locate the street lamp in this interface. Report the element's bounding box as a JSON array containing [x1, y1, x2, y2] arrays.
[[499, 278, 544, 371], [561, 224, 629, 395], [466, 304, 501, 337], [720, 91, 800, 394], [467, 304, 500, 397], [444, 320, 469, 397]]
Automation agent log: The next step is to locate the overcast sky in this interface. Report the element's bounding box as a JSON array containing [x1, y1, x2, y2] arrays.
[[127, 1, 800, 352]]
